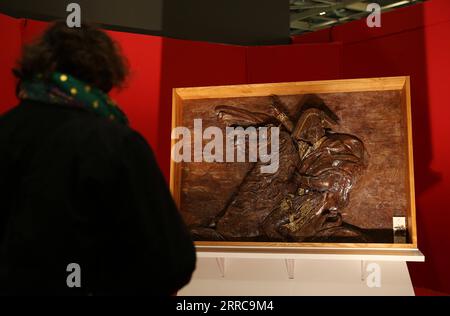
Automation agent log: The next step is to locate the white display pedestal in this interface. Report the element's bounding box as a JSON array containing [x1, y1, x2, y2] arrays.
[[179, 247, 424, 296]]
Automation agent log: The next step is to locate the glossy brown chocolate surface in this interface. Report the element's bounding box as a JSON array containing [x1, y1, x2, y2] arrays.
[[179, 91, 407, 242]]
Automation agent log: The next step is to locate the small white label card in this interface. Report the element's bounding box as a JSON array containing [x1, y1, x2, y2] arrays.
[[393, 216, 407, 231]]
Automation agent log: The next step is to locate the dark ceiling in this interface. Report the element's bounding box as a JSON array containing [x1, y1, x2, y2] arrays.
[[290, 0, 427, 35], [0, 0, 427, 44]]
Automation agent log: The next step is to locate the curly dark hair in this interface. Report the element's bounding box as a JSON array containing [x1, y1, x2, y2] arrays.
[[14, 21, 129, 93]]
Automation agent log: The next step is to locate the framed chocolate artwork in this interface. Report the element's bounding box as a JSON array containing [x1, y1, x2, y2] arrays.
[[170, 77, 418, 250]]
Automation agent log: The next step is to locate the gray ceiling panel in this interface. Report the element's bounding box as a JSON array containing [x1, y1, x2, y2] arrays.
[[290, 0, 427, 35]]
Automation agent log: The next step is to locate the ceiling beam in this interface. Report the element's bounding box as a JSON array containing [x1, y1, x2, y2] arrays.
[[345, 2, 370, 12], [290, 0, 426, 35], [290, 20, 313, 30]]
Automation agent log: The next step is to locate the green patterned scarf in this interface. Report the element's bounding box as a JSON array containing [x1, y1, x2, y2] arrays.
[[18, 72, 129, 125]]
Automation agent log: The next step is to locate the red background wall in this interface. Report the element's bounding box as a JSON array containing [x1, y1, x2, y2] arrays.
[[0, 0, 449, 294], [0, 13, 21, 113]]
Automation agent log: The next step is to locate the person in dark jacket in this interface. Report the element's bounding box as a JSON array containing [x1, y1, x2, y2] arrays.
[[0, 21, 196, 295]]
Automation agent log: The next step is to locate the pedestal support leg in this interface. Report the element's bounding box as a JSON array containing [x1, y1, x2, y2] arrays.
[[360, 260, 366, 282], [216, 257, 226, 278], [285, 259, 295, 279]]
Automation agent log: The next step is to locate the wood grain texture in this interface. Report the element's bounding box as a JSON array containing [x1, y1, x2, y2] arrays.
[[175, 77, 407, 100], [170, 77, 417, 248], [195, 241, 417, 249]]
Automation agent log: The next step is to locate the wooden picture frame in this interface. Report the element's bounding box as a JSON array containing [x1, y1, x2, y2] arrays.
[[170, 77, 418, 251]]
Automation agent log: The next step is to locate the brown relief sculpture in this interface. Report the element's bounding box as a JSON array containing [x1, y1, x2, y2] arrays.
[[190, 94, 370, 242]]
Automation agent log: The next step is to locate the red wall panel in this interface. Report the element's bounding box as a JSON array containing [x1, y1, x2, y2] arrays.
[[246, 42, 342, 84], [0, 13, 21, 113], [333, 3, 427, 45], [157, 38, 247, 178], [107, 31, 163, 152], [21, 19, 48, 44]]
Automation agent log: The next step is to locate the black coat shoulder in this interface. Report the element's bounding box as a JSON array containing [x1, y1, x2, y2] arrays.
[[0, 101, 196, 295]]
